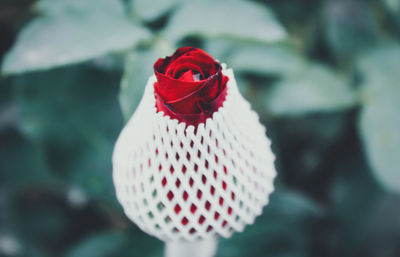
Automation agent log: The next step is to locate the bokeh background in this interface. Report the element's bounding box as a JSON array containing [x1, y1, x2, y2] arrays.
[[1, 0, 399, 256]]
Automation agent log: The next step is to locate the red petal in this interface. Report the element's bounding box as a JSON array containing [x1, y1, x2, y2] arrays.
[[153, 47, 228, 125]]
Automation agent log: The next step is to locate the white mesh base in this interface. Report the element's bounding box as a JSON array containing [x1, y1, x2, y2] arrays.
[[112, 66, 276, 241]]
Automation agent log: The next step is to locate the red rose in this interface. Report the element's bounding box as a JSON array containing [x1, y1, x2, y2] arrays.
[[154, 47, 228, 125]]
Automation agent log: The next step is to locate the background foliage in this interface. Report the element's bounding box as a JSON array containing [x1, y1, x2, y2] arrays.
[[1, 0, 400, 256]]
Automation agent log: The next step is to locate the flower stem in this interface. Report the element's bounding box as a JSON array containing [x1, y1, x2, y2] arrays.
[[165, 238, 218, 257]]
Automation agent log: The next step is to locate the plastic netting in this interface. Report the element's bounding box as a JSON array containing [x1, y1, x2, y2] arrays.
[[113, 66, 276, 241]]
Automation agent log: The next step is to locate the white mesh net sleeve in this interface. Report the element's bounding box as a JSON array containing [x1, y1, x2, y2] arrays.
[[112, 66, 276, 241]]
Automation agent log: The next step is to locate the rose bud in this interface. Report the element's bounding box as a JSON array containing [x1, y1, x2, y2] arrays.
[[154, 47, 229, 125], [113, 47, 276, 244]]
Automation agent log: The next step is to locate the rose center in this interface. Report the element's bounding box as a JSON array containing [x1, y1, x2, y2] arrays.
[[178, 70, 202, 82]]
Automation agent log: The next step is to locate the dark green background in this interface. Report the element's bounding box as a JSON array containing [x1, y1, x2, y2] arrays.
[[0, 0, 399, 256]]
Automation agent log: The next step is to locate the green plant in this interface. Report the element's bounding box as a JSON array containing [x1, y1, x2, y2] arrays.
[[0, 0, 399, 256]]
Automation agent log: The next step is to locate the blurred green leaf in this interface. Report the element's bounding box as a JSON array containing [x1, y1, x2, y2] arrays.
[[329, 143, 384, 255], [267, 188, 324, 218], [91, 54, 126, 73], [217, 187, 323, 257], [66, 146, 115, 202], [13, 190, 70, 253], [229, 44, 304, 76], [268, 112, 352, 194], [131, 0, 182, 21], [114, 228, 163, 257], [13, 66, 121, 146], [382, 0, 400, 16], [2, 0, 150, 75], [163, 0, 286, 44], [12, 65, 122, 200], [0, 130, 55, 188], [64, 228, 163, 257], [119, 43, 171, 121], [206, 39, 304, 76], [64, 232, 126, 257], [358, 43, 400, 193], [357, 195, 400, 256], [265, 64, 357, 116], [322, 0, 376, 60], [203, 38, 235, 61], [0, 234, 50, 257], [35, 0, 121, 15], [119, 50, 157, 121]]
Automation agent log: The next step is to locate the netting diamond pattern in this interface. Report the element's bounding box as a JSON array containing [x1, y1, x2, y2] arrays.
[[113, 67, 276, 241]]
